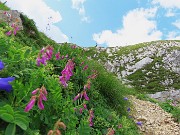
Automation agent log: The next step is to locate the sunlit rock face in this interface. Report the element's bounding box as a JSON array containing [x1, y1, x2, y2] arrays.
[[0, 10, 23, 30], [85, 41, 180, 101]]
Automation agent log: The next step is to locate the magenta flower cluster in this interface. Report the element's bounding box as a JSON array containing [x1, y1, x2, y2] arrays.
[[89, 110, 94, 127], [59, 59, 75, 87], [24, 86, 47, 112], [55, 52, 68, 60], [73, 91, 90, 101], [6, 23, 19, 36], [73, 63, 98, 127], [36, 46, 54, 66]]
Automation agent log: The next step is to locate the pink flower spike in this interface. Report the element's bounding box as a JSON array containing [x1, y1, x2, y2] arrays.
[[40, 47, 45, 53], [11, 24, 15, 28], [89, 122, 93, 127], [36, 57, 41, 66], [59, 76, 68, 87], [13, 27, 19, 35], [83, 65, 88, 71], [83, 91, 89, 101], [24, 96, 36, 112], [6, 31, 12, 36], [32, 89, 39, 95], [13, 30, 17, 35], [73, 93, 80, 101], [55, 52, 60, 60], [41, 93, 47, 101], [80, 61, 84, 66], [79, 108, 83, 114], [38, 98, 44, 110], [43, 89, 48, 95], [83, 104, 87, 109]]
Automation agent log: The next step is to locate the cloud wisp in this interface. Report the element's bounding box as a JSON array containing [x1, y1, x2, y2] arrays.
[[152, 0, 180, 8], [72, 0, 90, 23]]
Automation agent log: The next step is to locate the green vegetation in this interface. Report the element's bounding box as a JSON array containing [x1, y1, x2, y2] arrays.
[[0, 4, 140, 135], [126, 56, 180, 93], [0, 2, 10, 10]]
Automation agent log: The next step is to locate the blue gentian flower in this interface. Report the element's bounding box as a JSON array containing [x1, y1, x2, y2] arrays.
[[136, 121, 142, 126], [124, 97, 128, 100], [127, 107, 131, 112], [0, 60, 4, 70], [0, 77, 15, 92]]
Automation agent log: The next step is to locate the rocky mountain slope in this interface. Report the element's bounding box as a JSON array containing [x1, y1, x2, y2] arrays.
[[85, 40, 180, 102]]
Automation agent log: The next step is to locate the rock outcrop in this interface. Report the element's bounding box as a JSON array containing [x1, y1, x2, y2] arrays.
[[0, 10, 23, 30], [85, 41, 180, 102]]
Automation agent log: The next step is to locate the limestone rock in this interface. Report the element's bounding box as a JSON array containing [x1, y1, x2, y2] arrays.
[[0, 10, 23, 30]]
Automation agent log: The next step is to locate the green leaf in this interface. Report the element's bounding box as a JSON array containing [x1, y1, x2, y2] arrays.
[[14, 118, 27, 130], [5, 123, 16, 135], [14, 112, 29, 130], [0, 113, 14, 123], [3, 104, 14, 115], [24, 49, 30, 58]]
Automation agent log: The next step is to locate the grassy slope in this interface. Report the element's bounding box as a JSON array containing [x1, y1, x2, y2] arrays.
[[0, 3, 140, 135], [85, 40, 180, 123], [85, 40, 180, 94]]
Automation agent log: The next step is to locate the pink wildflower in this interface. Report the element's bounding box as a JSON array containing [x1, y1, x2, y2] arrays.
[[36, 45, 54, 66], [59, 75, 68, 87], [71, 45, 76, 49], [79, 108, 83, 114], [118, 124, 122, 129], [59, 59, 75, 87], [106, 128, 115, 135], [55, 52, 60, 60], [84, 80, 91, 90], [83, 91, 89, 101], [80, 61, 84, 66], [13, 26, 19, 35], [24, 96, 36, 112], [89, 110, 94, 127], [24, 86, 47, 112], [38, 97, 44, 110], [32, 89, 39, 95], [83, 104, 87, 109], [73, 93, 80, 101], [83, 65, 88, 71], [6, 31, 12, 36]]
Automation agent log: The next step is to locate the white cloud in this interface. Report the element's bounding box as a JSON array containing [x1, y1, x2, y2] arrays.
[[172, 20, 180, 29], [152, 0, 180, 8], [165, 9, 175, 17], [93, 8, 162, 47], [1, 0, 68, 43], [167, 31, 180, 40], [72, 0, 85, 14], [72, 0, 90, 23], [46, 25, 68, 43]]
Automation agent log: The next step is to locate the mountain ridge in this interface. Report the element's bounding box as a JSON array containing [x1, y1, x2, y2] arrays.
[[84, 40, 180, 101]]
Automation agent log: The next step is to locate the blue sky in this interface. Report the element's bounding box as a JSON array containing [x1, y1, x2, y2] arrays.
[[1, 0, 180, 47]]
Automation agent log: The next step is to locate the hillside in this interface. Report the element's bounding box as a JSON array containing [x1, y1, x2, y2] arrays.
[[0, 3, 180, 135], [0, 3, 140, 135], [85, 41, 180, 101]]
